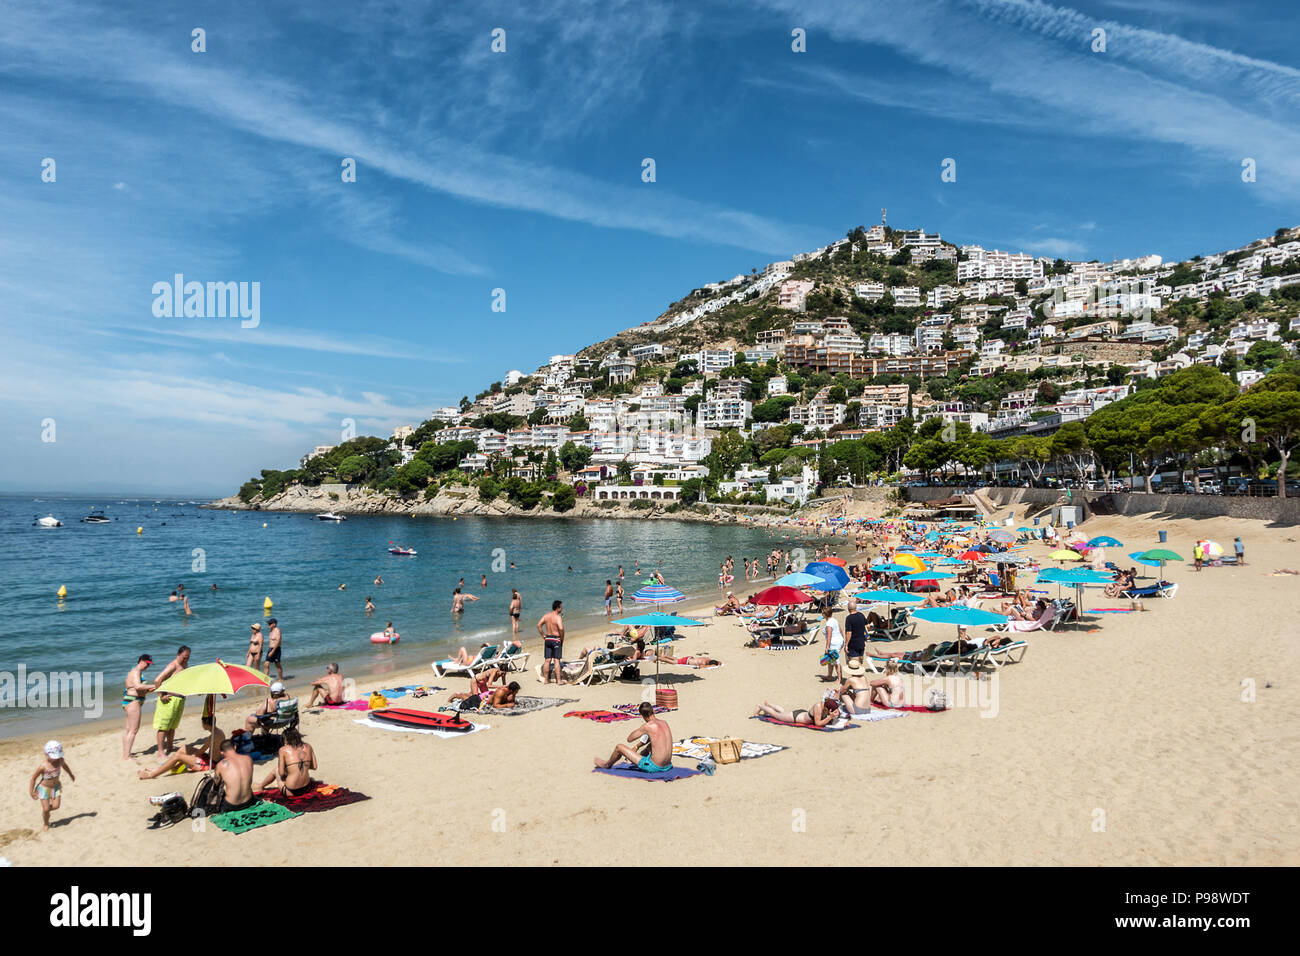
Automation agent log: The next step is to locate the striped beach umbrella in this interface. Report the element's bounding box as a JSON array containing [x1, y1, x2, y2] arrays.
[[632, 584, 685, 604]]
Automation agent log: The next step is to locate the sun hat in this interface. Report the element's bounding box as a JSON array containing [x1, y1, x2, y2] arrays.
[[44, 740, 63, 759]]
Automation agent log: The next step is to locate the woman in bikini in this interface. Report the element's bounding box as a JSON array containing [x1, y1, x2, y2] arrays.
[[754, 697, 841, 728], [260, 728, 317, 797], [121, 654, 155, 760], [30, 740, 74, 831]]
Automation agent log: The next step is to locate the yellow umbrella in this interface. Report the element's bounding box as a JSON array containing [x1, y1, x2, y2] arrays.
[[894, 553, 927, 573]]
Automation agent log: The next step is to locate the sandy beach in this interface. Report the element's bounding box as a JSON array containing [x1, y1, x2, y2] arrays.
[[3, 504, 1297, 867]]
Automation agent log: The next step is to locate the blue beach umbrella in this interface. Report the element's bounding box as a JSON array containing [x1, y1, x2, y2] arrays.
[[911, 605, 1010, 647], [804, 562, 849, 590], [777, 572, 826, 588], [855, 589, 923, 603]]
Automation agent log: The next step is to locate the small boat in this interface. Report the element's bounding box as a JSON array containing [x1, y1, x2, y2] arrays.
[[81, 509, 110, 524], [34, 514, 62, 528], [315, 512, 346, 521], [389, 547, 417, 556]]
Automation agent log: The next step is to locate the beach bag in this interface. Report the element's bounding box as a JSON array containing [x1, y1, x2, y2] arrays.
[[367, 691, 387, 710], [709, 737, 744, 765], [190, 773, 225, 818], [926, 689, 950, 712]]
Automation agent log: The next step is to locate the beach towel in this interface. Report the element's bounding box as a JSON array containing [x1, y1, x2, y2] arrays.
[[751, 715, 857, 732], [611, 703, 673, 716], [672, 737, 786, 761], [211, 800, 301, 834], [841, 708, 906, 722], [354, 717, 488, 738], [462, 696, 576, 716], [563, 709, 632, 722], [255, 783, 370, 814], [873, 703, 946, 714], [592, 764, 702, 782]]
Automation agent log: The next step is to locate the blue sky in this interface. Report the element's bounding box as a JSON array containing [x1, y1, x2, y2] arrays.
[[2, 0, 1298, 495]]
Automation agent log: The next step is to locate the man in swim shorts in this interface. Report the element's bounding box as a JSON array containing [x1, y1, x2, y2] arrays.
[[307, 662, 345, 706], [265, 619, 283, 681], [538, 600, 566, 685], [152, 645, 191, 756], [594, 702, 673, 773], [214, 739, 256, 813]]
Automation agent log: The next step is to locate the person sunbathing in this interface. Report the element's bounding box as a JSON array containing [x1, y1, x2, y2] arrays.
[[868, 661, 906, 709], [244, 682, 289, 732], [138, 717, 224, 778], [754, 697, 842, 727], [656, 650, 721, 667], [449, 666, 507, 703], [716, 592, 743, 614], [594, 701, 673, 773], [258, 727, 317, 797], [919, 588, 957, 609]]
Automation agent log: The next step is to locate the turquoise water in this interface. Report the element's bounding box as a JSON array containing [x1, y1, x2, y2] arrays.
[[0, 495, 796, 733]]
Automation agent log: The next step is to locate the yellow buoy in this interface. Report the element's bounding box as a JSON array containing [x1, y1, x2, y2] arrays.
[[137, 526, 143, 534], [57, 585, 67, 598], [263, 597, 274, 609]]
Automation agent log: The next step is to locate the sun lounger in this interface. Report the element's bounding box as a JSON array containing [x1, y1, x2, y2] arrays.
[[432, 644, 501, 679], [494, 641, 530, 672], [985, 641, 1028, 666]]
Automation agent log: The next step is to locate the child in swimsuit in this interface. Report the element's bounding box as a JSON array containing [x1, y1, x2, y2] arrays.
[[30, 740, 74, 831]]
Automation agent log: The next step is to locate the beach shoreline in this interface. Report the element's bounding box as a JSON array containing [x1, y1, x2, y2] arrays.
[[4, 505, 1295, 867]]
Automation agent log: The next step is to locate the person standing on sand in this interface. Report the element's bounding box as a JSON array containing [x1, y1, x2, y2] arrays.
[[152, 645, 190, 757], [509, 589, 522, 635], [594, 702, 673, 773], [265, 619, 283, 681], [246, 623, 264, 670], [30, 741, 74, 831], [121, 654, 155, 760], [538, 600, 566, 685]]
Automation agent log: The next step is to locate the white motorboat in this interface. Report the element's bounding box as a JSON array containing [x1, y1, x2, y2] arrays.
[[315, 511, 346, 521], [35, 514, 63, 528]]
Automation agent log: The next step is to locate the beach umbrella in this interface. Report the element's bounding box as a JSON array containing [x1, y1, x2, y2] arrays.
[[804, 561, 850, 590], [632, 584, 685, 604], [894, 553, 927, 573], [751, 585, 816, 606], [1087, 535, 1123, 548], [855, 589, 923, 604], [154, 659, 271, 738], [910, 606, 1009, 655], [1136, 548, 1183, 581], [777, 572, 826, 588], [613, 613, 704, 685]]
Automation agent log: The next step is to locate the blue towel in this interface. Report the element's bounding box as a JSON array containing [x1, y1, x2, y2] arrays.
[[592, 764, 701, 782]]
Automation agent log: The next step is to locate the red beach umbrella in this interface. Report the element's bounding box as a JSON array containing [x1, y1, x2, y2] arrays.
[[751, 586, 816, 605]]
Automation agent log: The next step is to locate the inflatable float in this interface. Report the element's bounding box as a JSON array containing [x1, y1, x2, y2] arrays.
[[367, 708, 472, 732], [369, 632, 400, 644]]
